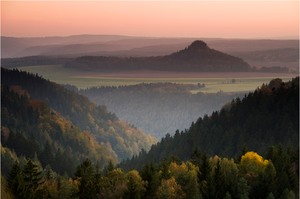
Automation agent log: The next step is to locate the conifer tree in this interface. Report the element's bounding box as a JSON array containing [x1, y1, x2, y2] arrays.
[[23, 159, 44, 198]]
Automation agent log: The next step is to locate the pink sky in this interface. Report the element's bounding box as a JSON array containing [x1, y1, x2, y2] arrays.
[[1, 1, 299, 39]]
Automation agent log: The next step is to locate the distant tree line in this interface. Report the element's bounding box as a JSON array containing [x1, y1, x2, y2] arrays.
[[1, 56, 71, 68]]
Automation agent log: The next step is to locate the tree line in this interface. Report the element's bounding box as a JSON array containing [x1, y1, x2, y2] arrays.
[[3, 146, 298, 199]]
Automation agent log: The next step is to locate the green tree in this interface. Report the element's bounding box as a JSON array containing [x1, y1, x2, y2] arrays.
[[140, 163, 160, 199], [199, 154, 210, 199], [74, 159, 97, 199], [8, 161, 25, 198], [23, 159, 44, 199]]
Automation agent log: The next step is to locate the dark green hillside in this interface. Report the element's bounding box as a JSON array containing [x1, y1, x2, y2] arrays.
[[120, 77, 299, 170], [1, 68, 156, 163]]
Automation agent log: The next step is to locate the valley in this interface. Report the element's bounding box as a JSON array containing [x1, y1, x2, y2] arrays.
[[1, 47, 298, 198], [2, 1, 299, 198], [2, 69, 298, 199], [1, 32, 298, 199]]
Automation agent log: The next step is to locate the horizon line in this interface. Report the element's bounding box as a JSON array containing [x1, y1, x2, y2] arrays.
[[1, 34, 299, 40]]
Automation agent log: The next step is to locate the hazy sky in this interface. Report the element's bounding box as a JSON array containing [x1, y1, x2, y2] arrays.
[[2, 1, 299, 39]]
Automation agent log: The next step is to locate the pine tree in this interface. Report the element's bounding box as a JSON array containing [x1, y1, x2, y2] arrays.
[[75, 158, 97, 199], [8, 161, 25, 198], [23, 159, 44, 198]]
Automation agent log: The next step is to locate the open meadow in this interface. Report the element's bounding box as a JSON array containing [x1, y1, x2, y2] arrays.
[[16, 65, 295, 93]]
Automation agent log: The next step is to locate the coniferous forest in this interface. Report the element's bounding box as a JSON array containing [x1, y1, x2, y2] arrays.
[[1, 68, 299, 199]]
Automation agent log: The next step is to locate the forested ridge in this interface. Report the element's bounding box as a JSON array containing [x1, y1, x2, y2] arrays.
[[120, 77, 299, 170], [1, 68, 156, 173], [1, 85, 117, 176]]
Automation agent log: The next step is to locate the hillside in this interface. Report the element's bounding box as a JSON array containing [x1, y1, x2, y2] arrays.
[[1, 68, 156, 170], [65, 40, 251, 72], [120, 77, 299, 170], [79, 83, 243, 138], [1, 85, 118, 176]]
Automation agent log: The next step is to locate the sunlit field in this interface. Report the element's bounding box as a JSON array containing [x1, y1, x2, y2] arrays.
[[16, 65, 294, 93]]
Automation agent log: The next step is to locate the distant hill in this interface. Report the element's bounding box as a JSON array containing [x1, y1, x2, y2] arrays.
[[231, 48, 299, 72], [2, 35, 298, 58], [120, 77, 299, 170], [163, 40, 251, 71], [1, 68, 156, 175], [2, 35, 298, 72], [1, 35, 194, 58], [65, 40, 251, 72], [1, 35, 134, 58]]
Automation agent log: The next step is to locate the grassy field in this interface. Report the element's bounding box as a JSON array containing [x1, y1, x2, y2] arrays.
[[16, 65, 295, 93]]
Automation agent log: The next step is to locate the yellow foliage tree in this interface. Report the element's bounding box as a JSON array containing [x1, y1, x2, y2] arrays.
[[240, 151, 270, 175], [156, 177, 185, 199], [168, 161, 200, 199], [125, 170, 147, 199]]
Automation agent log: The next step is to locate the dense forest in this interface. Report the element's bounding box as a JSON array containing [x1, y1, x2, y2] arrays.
[[79, 83, 243, 138], [65, 41, 251, 72], [1, 68, 156, 174], [2, 144, 298, 198], [1, 85, 117, 176], [1, 68, 299, 198], [120, 77, 299, 170]]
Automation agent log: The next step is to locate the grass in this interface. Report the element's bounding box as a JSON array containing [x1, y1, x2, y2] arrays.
[[16, 65, 294, 93]]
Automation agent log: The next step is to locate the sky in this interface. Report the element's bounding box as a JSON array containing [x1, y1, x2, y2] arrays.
[[1, 1, 299, 39]]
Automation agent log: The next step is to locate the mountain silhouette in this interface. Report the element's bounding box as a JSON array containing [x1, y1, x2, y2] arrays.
[[1, 40, 251, 72], [162, 40, 251, 71]]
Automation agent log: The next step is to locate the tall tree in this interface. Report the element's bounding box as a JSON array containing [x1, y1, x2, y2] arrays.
[[23, 159, 44, 199], [8, 161, 25, 198], [74, 159, 97, 199]]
